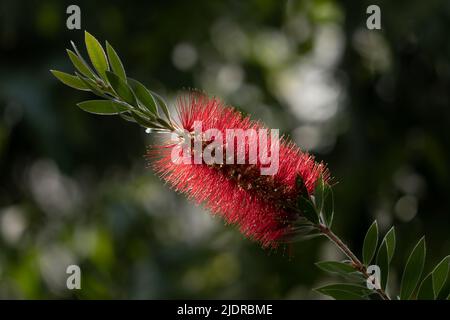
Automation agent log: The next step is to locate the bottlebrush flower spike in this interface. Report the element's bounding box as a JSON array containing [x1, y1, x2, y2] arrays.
[[149, 93, 329, 247]]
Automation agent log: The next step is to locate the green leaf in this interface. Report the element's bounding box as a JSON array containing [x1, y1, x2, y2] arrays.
[[383, 227, 396, 263], [106, 41, 126, 82], [375, 227, 396, 291], [417, 273, 435, 300], [77, 100, 128, 115], [362, 221, 379, 265], [70, 40, 102, 80], [120, 112, 136, 123], [417, 255, 450, 300], [66, 49, 96, 79], [131, 111, 157, 128], [85, 31, 109, 80], [106, 71, 136, 106], [75, 72, 106, 98], [156, 117, 174, 130], [51, 70, 89, 91], [376, 241, 389, 290], [432, 256, 450, 297], [400, 237, 426, 300], [127, 78, 158, 115], [297, 196, 319, 224], [315, 261, 355, 274], [344, 271, 367, 283], [316, 283, 370, 300], [151, 91, 171, 121], [314, 175, 325, 213], [322, 184, 334, 227]]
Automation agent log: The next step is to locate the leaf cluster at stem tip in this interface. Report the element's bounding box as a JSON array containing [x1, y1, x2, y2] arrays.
[[50, 31, 176, 133]]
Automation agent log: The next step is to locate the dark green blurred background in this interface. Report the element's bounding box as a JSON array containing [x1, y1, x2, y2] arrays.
[[1, 0, 449, 299]]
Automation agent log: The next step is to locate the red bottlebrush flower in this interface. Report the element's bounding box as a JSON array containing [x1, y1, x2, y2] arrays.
[[149, 93, 329, 248]]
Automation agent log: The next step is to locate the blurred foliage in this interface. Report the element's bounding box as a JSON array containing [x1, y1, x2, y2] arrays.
[[0, 0, 450, 299]]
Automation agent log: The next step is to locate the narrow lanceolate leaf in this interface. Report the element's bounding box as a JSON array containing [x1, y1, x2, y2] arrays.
[[76, 72, 106, 98], [298, 196, 319, 224], [85, 31, 109, 80], [66, 49, 96, 79], [432, 256, 450, 297], [400, 237, 426, 300], [418, 255, 450, 300], [375, 227, 396, 291], [417, 273, 434, 300], [316, 283, 371, 300], [376, 241, 389, 290], [51, 70, 89, 91], [322, 184, 334, 227], [131, 111, 157, 129], [344, 271, 367, 283], [128, 78, 158, 115], [120, 112, 136, 123], [156, 118, 174, 130], [315, 261, 355, 275], [383, 227, 396, 263], [314, 175, 325, 213], [77, 100, 129, 115], [362, 221, 379, 265], [106, 41, 126, 81], [151, 91, 171, 122], [106, 71, 136, 106]]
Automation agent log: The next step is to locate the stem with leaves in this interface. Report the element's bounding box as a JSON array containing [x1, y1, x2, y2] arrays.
[[296, 174, 449, 300], [318, 224, 390, 300], [51, 31, 177, 135]]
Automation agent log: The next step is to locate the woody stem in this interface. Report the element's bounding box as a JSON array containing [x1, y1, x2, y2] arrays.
[[317, 224, 391, 300]]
